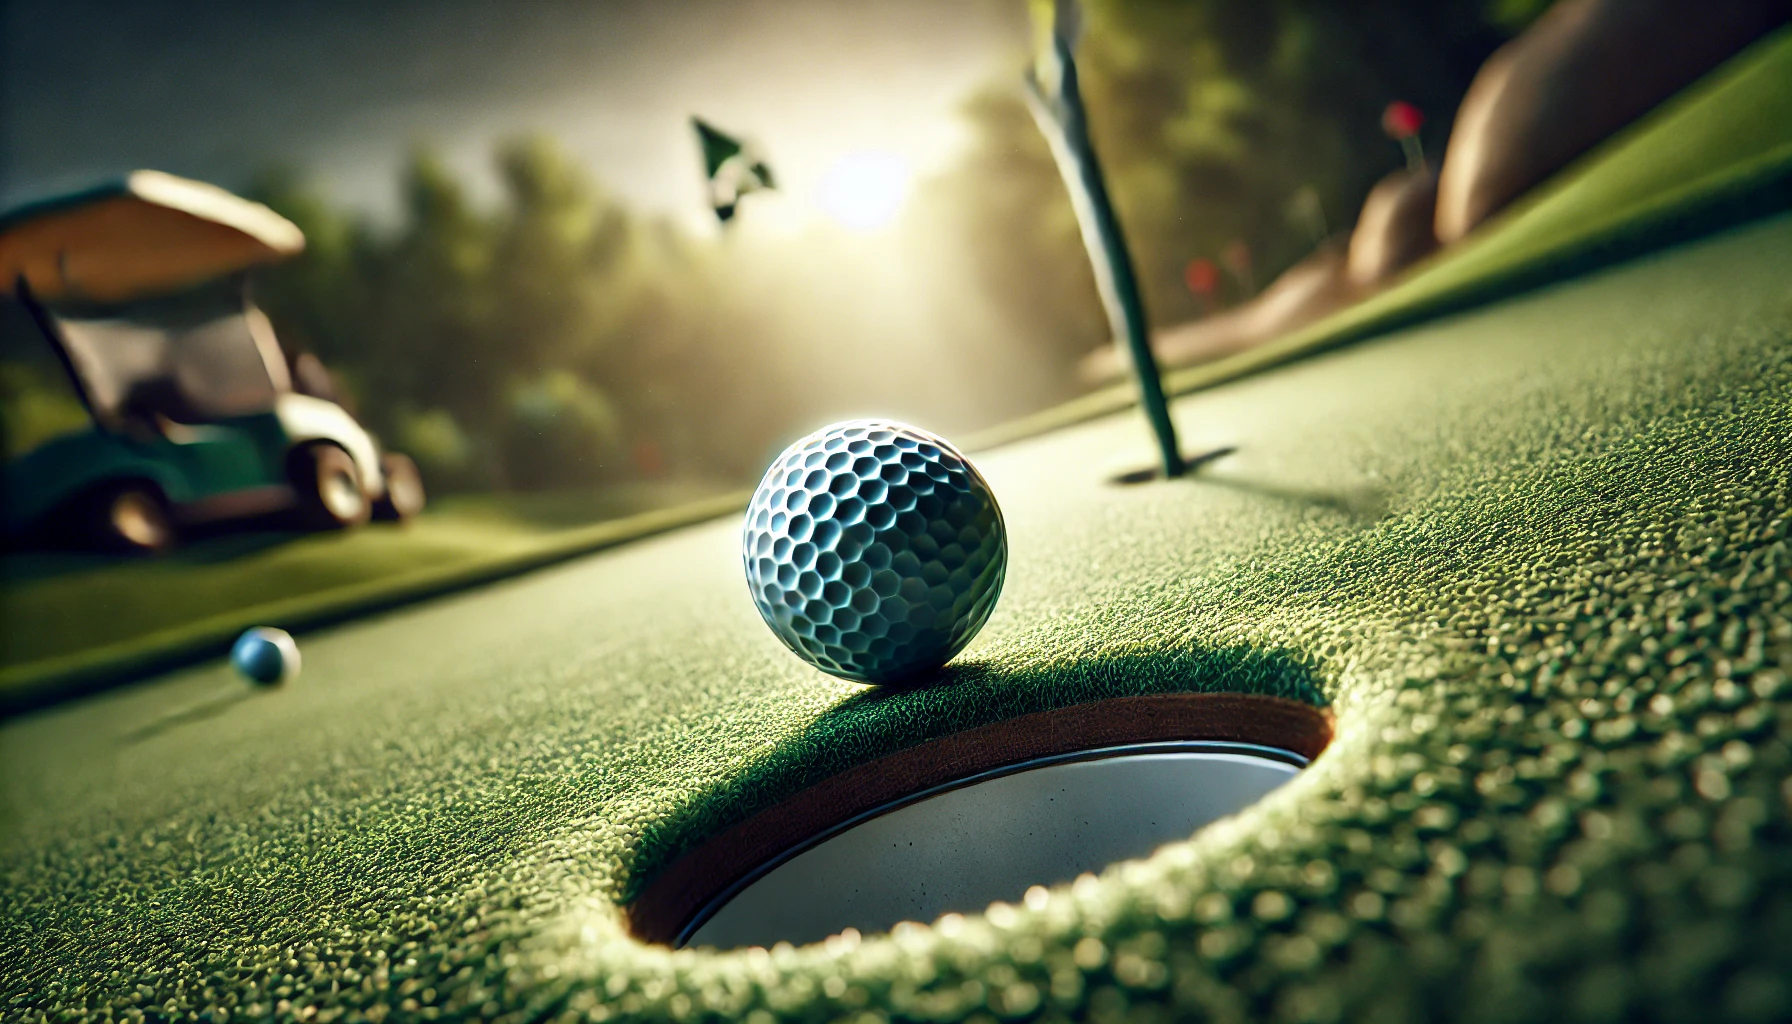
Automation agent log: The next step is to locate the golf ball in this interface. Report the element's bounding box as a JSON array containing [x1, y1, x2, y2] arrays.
[[743, 420, 1006, 684], [231, 626, 300, 686]]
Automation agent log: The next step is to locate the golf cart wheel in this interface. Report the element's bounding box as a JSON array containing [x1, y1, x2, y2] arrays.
[[372, 453, 426, 522], [289, 442, 370, 531], [80, 482, 177, 555]]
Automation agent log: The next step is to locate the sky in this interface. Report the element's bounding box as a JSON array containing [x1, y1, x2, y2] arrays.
[[2, 0, 1030, 224]]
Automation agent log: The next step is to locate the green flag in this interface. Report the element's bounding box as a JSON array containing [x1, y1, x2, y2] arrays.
[[692, 117, 775, 223]]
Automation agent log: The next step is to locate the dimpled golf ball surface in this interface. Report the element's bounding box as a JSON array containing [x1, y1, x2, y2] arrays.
[[231, 626, 300, 686], [744, 420, 1006, 684]]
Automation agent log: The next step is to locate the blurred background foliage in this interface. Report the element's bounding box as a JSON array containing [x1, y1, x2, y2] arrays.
[[11, 0, 1538, 494]]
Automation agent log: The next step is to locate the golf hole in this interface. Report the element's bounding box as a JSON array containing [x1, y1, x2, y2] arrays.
[[625, 693, 1332, 948], [679, 741, 1306, 949]]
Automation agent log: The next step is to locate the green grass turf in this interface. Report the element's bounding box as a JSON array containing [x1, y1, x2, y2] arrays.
[[0, 482, 741, 713], [972, 24, 1792, 451], [5, 206, 1792, 1022]]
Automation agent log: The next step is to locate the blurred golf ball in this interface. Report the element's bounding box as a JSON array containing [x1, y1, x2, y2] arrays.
[[231, 626, 300, 686], [743, 420, 1006, 684]]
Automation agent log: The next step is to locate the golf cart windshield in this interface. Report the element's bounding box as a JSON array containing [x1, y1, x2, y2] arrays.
[[0, 298, 90, 459], [44, 279, 292, 427]]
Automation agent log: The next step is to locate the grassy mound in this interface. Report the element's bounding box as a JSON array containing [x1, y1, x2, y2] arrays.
[[974, 25, 1792, 450]]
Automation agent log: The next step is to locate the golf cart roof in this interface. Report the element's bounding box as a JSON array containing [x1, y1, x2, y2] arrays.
[[0, 171, 305, 304]]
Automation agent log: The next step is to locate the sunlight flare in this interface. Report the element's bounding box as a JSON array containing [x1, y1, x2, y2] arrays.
[[813, 150, 912, 233]]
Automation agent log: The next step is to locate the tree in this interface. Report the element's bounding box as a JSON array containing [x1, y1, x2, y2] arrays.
[[241, 1, 1530, 496]]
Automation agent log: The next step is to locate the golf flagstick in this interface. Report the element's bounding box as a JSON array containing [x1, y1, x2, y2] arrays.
[[1023, 0, 1183, 478]]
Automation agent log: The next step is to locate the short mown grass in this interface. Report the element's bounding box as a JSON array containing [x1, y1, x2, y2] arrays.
[[0, 481, 743, 713]]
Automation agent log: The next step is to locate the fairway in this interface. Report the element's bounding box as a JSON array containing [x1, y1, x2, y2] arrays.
[[6, 207, 1792, 1020], [0, 482, 739, 712]]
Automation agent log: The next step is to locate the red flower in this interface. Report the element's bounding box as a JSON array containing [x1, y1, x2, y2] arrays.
[[1382, 100, 1424, 140], [1184, 257, 1220, 296]]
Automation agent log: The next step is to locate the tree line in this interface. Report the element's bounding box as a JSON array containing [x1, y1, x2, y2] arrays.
[[3, 0, 1529, 492]]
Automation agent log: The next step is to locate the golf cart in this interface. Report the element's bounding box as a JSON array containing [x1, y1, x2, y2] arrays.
[[0, 170, 424, 554]]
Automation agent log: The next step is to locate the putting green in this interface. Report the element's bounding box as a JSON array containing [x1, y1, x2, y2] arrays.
[[5, 201, 1792, 1021]]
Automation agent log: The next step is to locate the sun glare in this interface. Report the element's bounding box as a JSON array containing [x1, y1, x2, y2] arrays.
[[814, 150, 912, 233]]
